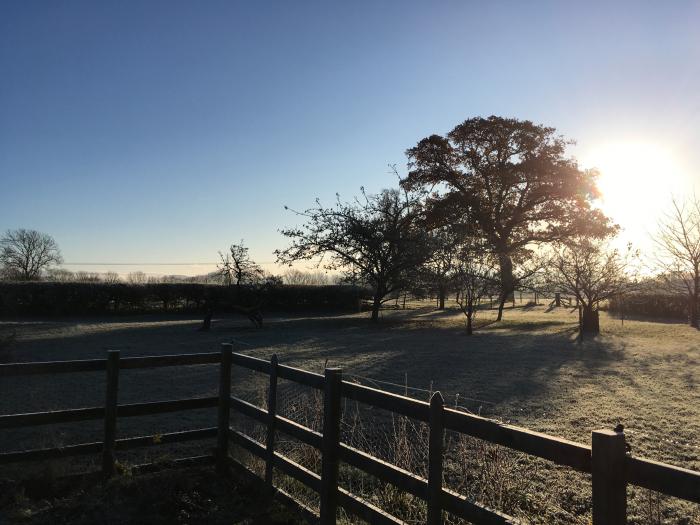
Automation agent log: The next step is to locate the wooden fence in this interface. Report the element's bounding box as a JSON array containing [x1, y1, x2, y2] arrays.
[[1, 345, 699, 524]]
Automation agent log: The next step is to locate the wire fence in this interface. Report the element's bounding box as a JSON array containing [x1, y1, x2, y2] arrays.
[[228, 367, 700, 524]]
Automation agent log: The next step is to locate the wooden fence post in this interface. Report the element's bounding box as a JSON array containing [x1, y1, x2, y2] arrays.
[[592, 429, 627, 525], [320, 367, 342, 525], [265, 354, 279, 488], [102, 350, 120, 478], [427, 391, 445, 525], [217, 343, 233, 473]]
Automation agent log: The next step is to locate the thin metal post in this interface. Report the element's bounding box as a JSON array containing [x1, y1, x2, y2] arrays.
[[427, 391, 445, 525], [320, 367, 342, 525], [216, 343, 233, 473], [102, 350, 120, 478], [265, 354, 279, 487]]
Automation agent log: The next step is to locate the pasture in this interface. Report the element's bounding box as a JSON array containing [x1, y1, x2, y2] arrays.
[[1, 304, 699, 523]]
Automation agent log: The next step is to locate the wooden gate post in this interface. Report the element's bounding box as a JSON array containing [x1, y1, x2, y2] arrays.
[[265, 354, 279, 488], [427, 391, 445, 525], [216, 343, 233, 473], [320, 367, 342, 525], [592, 429, 627, 524], [102, 350, 120, 478]]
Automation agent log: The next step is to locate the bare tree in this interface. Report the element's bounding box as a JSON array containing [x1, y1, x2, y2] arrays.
[[102, 272, 121, 284], [276, 188, 429, 322], [421, 226, 459, 310], [653, 196, 700, 328], [510, 250, 549, 304], [74, 271, 101, 282], [218, 241, 264, 288], [0, 229, 63, 280], [549, 238, 638, 338], [127, 271, 148, 284], [283, 269, 329, 286], [453, 239, 499, 335], [45, 268, 76, 282]]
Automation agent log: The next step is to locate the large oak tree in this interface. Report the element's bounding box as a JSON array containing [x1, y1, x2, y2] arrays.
[[401, 116, 615, 320]]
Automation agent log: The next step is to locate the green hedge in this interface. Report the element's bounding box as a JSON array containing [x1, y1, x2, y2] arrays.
[[608, 293, 689, 321], [0, 282, 371, 316]]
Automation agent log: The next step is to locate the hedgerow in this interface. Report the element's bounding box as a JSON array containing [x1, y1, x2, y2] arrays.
[[0, 282, 371, 316], [608, 292, 689, 321]]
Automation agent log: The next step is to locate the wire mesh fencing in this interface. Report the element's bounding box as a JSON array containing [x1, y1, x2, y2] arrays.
[[226, 361, 699, 524]]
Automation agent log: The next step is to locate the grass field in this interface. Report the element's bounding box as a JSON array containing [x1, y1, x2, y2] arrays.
[[1, 302, 699, 523]]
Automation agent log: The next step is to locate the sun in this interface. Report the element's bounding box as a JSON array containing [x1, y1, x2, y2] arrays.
[[581, 141, 684, 243]]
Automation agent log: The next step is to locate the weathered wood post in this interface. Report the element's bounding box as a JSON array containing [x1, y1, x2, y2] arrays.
[[592, 429, 627, 524], [427, 391, 445, 525], [265, 354, 279, 488], [102, 350, 120, 478], [320, 367, 342, 525], [216, 343, 233, 473]]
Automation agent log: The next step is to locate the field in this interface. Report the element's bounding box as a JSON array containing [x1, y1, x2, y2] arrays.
[[1, 303, 699, 523]]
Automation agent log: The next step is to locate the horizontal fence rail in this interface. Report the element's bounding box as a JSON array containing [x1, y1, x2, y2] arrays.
[[0, 427, 217, 465], [2, 348, 699, 524], [0, 352, 222, 377], [0, 352, 223, 476]]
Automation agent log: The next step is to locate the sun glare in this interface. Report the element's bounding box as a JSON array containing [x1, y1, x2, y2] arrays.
[[582, 141, 684, 244]]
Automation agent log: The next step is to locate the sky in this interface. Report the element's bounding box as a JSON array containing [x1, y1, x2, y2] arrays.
[[1, 1, 699, 277]]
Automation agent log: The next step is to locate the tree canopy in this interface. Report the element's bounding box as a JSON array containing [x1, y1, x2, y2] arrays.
[[276, 188, 429, 321], [218, 241, 265, 288], [0, 229, 63, 281]]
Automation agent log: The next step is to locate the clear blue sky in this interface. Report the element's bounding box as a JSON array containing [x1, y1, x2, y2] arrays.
[[1, 1, 699, 275]]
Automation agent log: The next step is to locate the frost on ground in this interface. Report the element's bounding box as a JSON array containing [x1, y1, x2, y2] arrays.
[[1, 303, 699, 523]]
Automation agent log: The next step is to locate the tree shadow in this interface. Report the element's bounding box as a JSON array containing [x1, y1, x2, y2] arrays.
[[1, 309, 633, 455]]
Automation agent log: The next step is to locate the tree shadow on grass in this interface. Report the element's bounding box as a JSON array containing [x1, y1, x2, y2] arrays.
[[491, 319, 572, 331], [2, 310, 630, 446]]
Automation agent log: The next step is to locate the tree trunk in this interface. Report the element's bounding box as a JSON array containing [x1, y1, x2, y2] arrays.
[[466, 312, 473, 335], [580, 305, 600, 337], [371, 294, 382, 322], [496, 295, 507, 321], [690, 268, 699, 328], [438, 285, 446, 310], [496, 252, 514, 321], [578, 304, 582, 335]]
